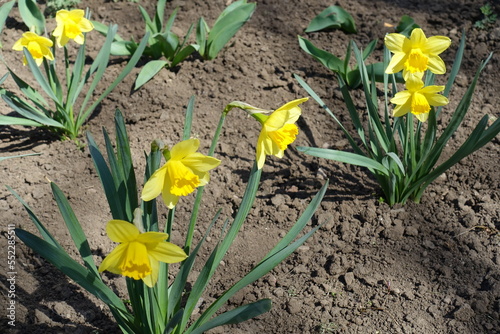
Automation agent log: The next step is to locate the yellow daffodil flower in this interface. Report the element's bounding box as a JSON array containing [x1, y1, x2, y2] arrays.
[[390, 76, 448, 122], [52, 9, 94, 48], [99, 219, 187, 287], [253, 98, 308, 169], [385, 28, 451, 80], [12, 32, 54, 66], [141, 138, 221, 209]]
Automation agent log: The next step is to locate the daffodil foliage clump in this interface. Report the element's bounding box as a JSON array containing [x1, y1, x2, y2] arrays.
[[297, 27, 500, 205], [13, 96, 327, 333], [0, 5, 146, 141]]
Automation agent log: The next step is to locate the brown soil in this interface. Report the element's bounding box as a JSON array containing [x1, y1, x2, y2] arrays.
[[1, 0, 499, 333]]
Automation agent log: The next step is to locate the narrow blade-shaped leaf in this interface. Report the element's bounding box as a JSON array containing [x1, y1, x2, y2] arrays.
[[2, 94, 63, 128], [305, 5, 356, 33], [262, 181, 328, 262], [298, 36, 344, 73], [51, 182, 100, 277], [18, 0, 45, 34], [15, 228, 128, 311], [86, 132, 126, 220], [79, 32, 150, 129], [190, 300, 272, 334], [0, 114, 42, 127], [0, 153, 41, 161], [135, 60, 169, 90], [7, 186, 62, 249], [297, 146, 389, 175], [206, 2, 256, 59]]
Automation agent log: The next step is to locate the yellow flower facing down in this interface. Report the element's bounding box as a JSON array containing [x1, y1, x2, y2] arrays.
[[254, 98, 308, 169], [52, 9, 94, 48], [141, 138, 221, 209], [390, 76, 448, 122], [99, 219, 187, 287], [385, 28, 451, 80], [12, 32, 54, 66]]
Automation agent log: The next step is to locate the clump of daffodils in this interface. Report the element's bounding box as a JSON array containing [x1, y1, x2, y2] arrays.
[[385, 28, 451, 122], [13, 9, 94, 66]]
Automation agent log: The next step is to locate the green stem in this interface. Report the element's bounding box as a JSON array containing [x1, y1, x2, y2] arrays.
[[184, 111, 227, 253]]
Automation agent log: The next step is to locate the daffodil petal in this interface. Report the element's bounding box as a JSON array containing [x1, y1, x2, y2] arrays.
[[73, 33, 85, 45], [405, 75, 425, 91], [420, 85, 445, 94], [40, 46, 54, 61], [256, 130, 267, 169], [78, 18, 94, 32], [141, 165, 167, 201], [99, 243, 128, 273], [166, 160, 200, 196], [182, 152, 221, 172], [390, 90, 412, 105], [393, 101, 411, 117], [426, 55, 447, 74], [415, 112, 429, 122], [170, 138, 199, 160], [424, 36, 451, 55], [425, 93, 449, 107], [162, 187, 179, 209], [385, 52, 406, 74], [274, 97, 309, 113], [384, 33, 406, 53], [136, 231, 169, 244], [141, 257, 159, 288], [107, 220, 140, 242], [409, 28, 427, 47], [148, 242, 187, 263], [12, 39, 24, 51]]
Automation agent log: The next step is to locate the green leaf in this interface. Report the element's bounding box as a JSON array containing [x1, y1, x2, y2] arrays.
[[1, 94, 63, 128], [296, 146, 390, 175], [86, 131, 126, 220], [51, 182, 100, 278], [305, 6, 357, 33], [139, 5, 157, 35], [0, 153, 40, 161], [396, 15, 420, 37], [293, 74, 365, 155], [135, 60, 168, 90], [205, 1, 256, 59], [0, 114, 42, 127], [189, 182, 327, 332], [298, 36, 344, 73], [155, 0, 167, 32], [262, 181, 328, 262], [163, 6, 178, 33], [164, 308, 184, 334], [7, 186, 62, 249], [171, 44, 198, 67], [15, 228, 129, 311], [158, 31, 180, 59], [22, 49, 62, 108], [18, 0, 45, 34], [114, 109, 138, 222], [195, 17, 208, 56], [190, 300, 272, 334], [78, 31, 150, 130], [0, 1, 15, 47]]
